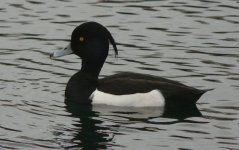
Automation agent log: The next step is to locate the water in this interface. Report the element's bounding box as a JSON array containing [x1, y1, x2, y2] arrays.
[[0, 0, 239, 149]]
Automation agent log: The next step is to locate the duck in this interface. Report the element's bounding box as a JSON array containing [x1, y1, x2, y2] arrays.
[[50, 21, 207, 110]]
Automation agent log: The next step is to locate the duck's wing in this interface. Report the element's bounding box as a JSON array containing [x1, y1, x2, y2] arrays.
[[98, 72, 206, 103], [100, 72, 186, 86]]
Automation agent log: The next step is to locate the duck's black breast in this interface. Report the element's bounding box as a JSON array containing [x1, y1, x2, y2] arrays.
[[98, 72, 206, 105], [65, 72, 97, 104]]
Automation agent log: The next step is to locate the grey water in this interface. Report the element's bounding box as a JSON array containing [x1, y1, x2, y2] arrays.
[[0, 0, 239, 149]]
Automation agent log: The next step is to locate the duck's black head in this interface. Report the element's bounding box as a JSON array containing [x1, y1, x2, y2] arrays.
[[71, 22, 118, 62], [51, 21, 118, 64]]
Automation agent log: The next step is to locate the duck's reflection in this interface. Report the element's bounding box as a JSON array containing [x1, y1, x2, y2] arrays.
[[65, 102, 202, 149], [163, 103, 202, 119], [65, 104, 112, 149]]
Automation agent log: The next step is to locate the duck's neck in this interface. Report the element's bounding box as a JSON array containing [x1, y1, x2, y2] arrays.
[[80, 60, 104, 78]]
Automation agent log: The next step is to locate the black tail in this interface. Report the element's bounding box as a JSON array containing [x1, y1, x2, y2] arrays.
[[194, 88, 213, 102]]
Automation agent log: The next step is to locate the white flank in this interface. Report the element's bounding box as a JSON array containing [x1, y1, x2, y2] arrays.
[[90, 89, 165, 107]]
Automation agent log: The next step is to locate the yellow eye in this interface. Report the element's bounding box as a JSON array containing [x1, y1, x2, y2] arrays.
[[79, 36, 85, 42]]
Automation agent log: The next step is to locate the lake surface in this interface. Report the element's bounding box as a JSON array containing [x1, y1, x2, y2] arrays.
[[0, 0, 239, 149]]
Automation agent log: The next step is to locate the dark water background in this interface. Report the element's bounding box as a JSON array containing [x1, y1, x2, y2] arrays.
[[0, 0, 239, 149]]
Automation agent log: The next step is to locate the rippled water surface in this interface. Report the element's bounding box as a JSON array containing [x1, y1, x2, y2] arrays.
[[1, 0, 239, 149]]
